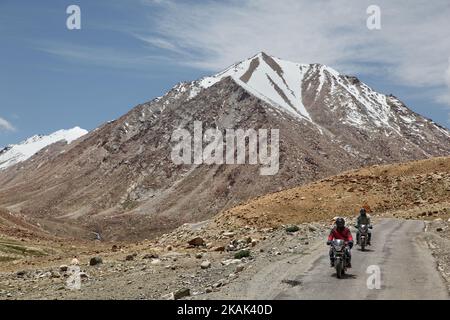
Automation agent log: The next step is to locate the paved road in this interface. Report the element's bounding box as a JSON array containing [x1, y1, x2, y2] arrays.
[[243, 219, 449, 300]]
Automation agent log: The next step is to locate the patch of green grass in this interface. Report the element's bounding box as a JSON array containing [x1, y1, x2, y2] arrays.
[[0, 256, 17, 262], [0, 239, 47, 258]]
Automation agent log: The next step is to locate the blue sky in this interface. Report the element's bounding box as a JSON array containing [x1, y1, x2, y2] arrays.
[[1, 0, 450, 147]]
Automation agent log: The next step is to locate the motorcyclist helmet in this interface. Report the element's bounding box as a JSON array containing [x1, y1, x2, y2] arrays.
[[336, 217, 345, 230], [360, 208, 366, 216]]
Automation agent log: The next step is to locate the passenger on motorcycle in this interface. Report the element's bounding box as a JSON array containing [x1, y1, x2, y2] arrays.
[[355, 208, 372, 245], [327, 217, 353, 268]]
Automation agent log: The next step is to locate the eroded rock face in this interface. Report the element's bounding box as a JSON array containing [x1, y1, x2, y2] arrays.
[[0, 53, 448, 241]]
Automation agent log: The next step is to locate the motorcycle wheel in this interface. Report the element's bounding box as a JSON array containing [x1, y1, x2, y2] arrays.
[[361, 241, 366, 251], [336, 259, 343, 279]]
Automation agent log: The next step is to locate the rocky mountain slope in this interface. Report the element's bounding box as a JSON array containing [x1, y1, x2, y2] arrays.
[[214, 155, 450, 229], [0, 52, 448, 241]]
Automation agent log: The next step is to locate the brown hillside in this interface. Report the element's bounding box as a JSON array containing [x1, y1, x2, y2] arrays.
[[215, 156, 450, 228]]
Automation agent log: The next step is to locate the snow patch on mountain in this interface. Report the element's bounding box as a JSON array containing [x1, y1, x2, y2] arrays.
[[0, 127, 88, 170]]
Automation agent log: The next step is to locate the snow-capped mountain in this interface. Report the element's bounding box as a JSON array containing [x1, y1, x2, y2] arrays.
[[0, 52, 448, 240], [0, 127, 88, 170], [176, 52, 449, 151]]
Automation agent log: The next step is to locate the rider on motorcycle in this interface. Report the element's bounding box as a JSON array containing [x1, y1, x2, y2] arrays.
[[327, 217, 353, 268], [355, 208, 372, 245]]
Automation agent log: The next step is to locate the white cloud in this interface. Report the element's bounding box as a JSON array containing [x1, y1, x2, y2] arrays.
[[0, 117, 15, 132], [138, 0, 450, 103], [36, 42, 171, 69]]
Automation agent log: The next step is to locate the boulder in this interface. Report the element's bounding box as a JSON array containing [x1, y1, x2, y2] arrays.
[[89, 257, 103, 266], [174, 288, 190, 300], [188, 237, 205, 247], [59, 265, 69, 272]]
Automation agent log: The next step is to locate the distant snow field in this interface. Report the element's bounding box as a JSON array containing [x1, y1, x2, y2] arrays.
[[0, 127, 88, 170]]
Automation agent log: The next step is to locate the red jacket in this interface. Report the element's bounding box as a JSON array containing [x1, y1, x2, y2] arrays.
[[328, 227, 353, 242]]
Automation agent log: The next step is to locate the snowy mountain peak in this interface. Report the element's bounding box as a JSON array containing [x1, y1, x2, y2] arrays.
[[0, 127, 88, 170], [184, 52, 347, 123], [178, 53, 449, 144], [194, 52, 314, 120]]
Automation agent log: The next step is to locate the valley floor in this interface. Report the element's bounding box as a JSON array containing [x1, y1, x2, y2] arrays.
[[0, 215, 449, 300]]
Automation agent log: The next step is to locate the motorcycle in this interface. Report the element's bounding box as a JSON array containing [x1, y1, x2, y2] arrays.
[[357, 224, 372, 251], [330, 239, 350, 279]]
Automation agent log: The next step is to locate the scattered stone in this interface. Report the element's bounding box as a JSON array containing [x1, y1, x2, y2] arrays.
[[59, 265, 69, 272], [161, 292, 175, 300], [150, 259, 161, 265], [205, 287, 213, 293], [201, 260, 211, 269], [89, 257, 103, 266], [213, 279, 228, 288], [51, 271, 61, 278], [71, 258, 80, 265], [16, 270, 27, 278], [174, 288, 190, 300], [112, 245, 119, 252], [436, 227, 443, 232], [39, 271, 52, 278], [166, 245, 173, 251], [285, 225, 300, 233], [188, 237, 205, 247], [143, 253, 159, 259], [235, 264, 245, 273], [226, 244, 236, 251], [234, 249, 250, 259], [223, 232, 235, 238], [125, 255, 135, 261], [195, 253, 203, 259], [221, 259, 242, 266]]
